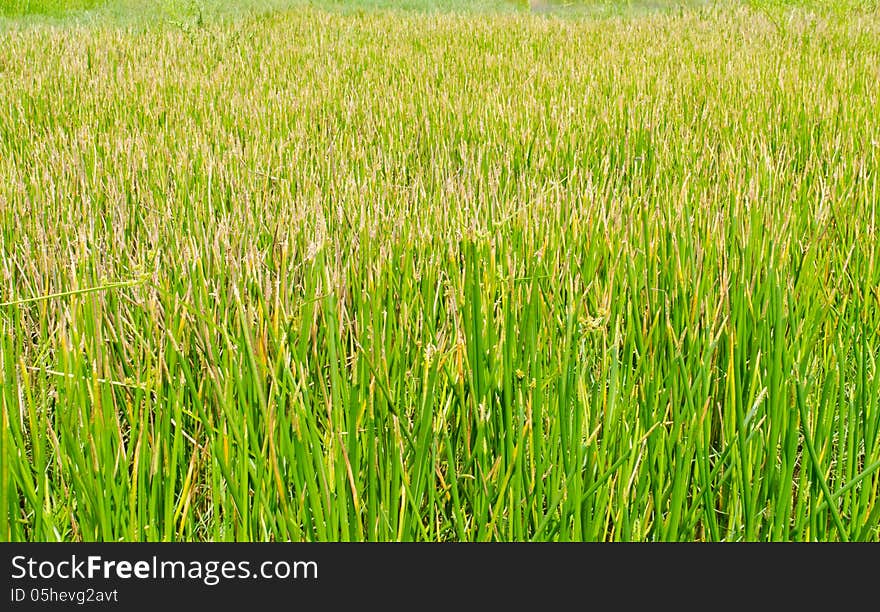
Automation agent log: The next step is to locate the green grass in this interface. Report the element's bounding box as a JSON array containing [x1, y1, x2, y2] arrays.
[[1, 0, 875, 23], [0, 0, 517, 22], [0, 0, 735, 25], [0, 0, 102, 16], [2, 2, 880, 542]]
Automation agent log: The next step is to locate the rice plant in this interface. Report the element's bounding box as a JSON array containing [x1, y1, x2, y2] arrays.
[[1, 1, 879, 541]]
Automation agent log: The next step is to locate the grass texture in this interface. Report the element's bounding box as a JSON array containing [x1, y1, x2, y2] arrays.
[[2, 3, 880, 541]]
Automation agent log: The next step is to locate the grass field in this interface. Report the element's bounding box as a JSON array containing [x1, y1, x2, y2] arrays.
[[2, 0, 880, 541]]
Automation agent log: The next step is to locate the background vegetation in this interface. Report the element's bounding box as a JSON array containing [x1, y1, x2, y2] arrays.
[[2, 1, 880, 541]]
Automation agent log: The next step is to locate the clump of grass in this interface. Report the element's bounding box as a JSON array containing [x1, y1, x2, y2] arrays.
[[1, 4, 880, 541]]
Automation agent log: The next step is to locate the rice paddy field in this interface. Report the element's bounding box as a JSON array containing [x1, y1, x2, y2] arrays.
[[2, 0, 880, 542]]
